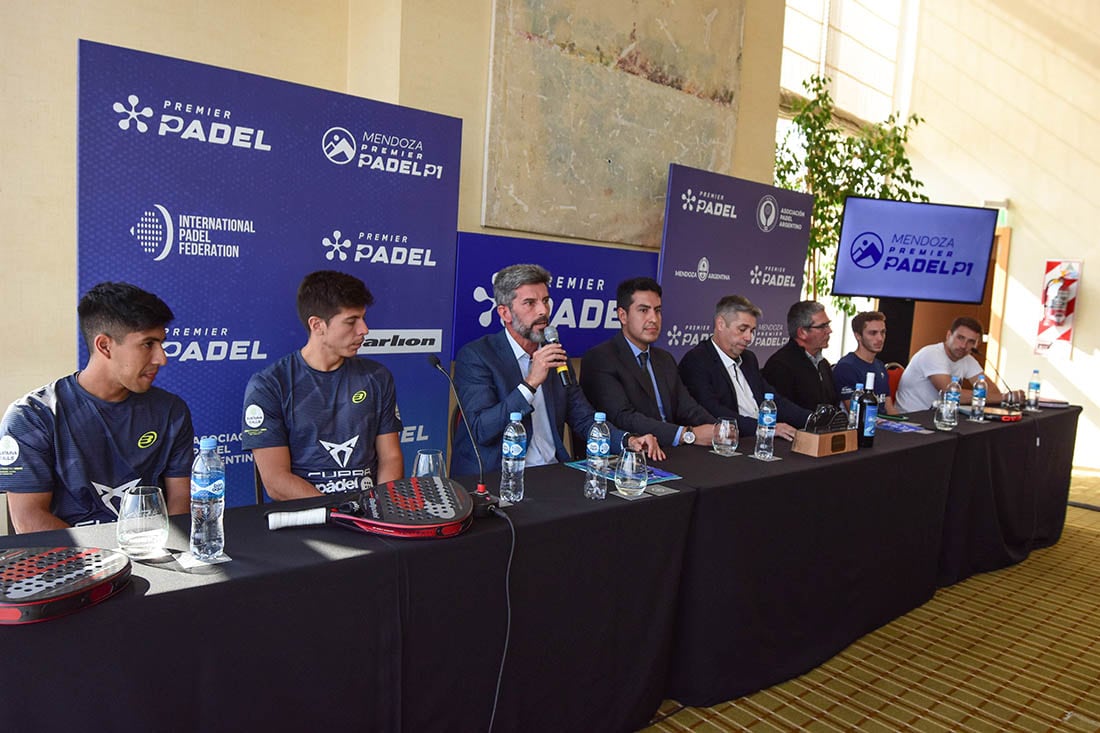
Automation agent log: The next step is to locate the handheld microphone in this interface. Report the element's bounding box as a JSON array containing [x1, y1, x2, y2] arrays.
[[542, 324, 574, 386], [970, 348, 1017, 405], [428, 355, 500, 517]]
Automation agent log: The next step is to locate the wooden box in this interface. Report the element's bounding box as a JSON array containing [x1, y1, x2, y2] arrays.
[[791, 429, 858, 458]]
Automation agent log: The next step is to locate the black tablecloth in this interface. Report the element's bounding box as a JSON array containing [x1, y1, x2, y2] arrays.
[[0, 501, 404, 732], [661, 427, 958, 706], [0, 465, 696, 733], [933, 406, 1082, 586]]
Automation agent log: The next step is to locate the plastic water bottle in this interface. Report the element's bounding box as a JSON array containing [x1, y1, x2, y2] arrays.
[[847, 383, 864, 430], [500, 412, 527, 503], [970, 373, 987, 422], [190, 437, 225, 561], [754, 393, 777, 460], [1026, 369, 1041, 411], [944, 376, 961, 428], [858, 373, 879, 448], [584, 412, 611, 500]]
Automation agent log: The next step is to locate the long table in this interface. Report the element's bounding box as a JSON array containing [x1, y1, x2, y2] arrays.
[[0, 465, 696, 733], [0, 408, 1080, 727], [660, 424, 959, 706], [936, 406, 1081, 586]]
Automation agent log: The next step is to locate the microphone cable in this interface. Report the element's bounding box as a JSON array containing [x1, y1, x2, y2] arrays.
[[485, 505, 515, 733]]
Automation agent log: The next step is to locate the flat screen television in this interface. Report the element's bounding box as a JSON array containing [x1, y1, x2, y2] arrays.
[[831, 197, 998, 304]]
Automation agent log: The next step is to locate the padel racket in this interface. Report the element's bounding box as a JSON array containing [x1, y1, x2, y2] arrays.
[[267, 476, 474, 539], [0, 546, 132, 625]]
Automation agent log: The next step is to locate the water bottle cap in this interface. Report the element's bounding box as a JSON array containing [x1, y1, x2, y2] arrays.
[[855, 383, 864, 390], [594, 412, 606, 422], [509, 412, 522, 421], [764, 393, 774, 400], [199, 437, 217, 451]]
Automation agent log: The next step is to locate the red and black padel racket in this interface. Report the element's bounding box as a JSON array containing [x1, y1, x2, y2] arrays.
[[267, 476, 474, 539], [0, 546, 132, 625]]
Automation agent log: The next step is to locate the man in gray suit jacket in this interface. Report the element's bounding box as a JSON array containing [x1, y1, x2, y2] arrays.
[[580, 277, 715, 448]]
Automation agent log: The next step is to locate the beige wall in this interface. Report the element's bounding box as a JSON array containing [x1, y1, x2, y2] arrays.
[[0, 0, 783, 404], [908, 1, 1097, 468], [0, 0, 351, 405]]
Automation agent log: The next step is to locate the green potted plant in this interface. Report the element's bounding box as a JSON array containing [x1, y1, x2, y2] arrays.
[[775, 75, 928, 315]]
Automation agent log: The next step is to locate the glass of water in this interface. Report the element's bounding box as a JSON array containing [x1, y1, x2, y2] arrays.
[[413, 449, 447, 479], [712, 418, 739, 456], [116, 485, 170, 558], [614, 449, 648, 497]]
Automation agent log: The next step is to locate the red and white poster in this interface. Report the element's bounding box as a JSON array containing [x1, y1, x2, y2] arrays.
[[1035, 259, 1082, 356]]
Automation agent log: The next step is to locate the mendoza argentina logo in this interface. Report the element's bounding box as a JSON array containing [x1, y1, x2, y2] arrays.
[[130, 204, 255, 261], [673, 256, 731, 283], [321, 125, 445, 180], [112, 94, 272, 151]]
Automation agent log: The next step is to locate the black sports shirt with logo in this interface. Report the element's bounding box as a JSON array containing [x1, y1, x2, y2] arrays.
[[0, 374, 194, 526], [241, 352, 402, 493]]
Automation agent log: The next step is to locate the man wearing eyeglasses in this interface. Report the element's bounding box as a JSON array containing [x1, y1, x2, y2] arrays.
[[761, 300, 839, 411]]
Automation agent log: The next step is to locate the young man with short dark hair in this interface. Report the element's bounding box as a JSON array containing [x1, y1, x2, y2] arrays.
[[242, 270, 403, 499], [0, 282, 194, 533]]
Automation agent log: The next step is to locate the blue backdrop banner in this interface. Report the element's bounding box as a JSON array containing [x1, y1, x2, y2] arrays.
[[78, 41, 461, 506], [657, 164, 813, 361], [452, 232, 658, 360]]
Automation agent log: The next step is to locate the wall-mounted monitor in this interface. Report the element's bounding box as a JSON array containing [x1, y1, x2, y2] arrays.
[[831, 197, 998, 304]]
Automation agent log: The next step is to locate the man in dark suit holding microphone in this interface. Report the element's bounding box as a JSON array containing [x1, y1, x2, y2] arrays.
[[679, 295, 808, 442], [450, 264, 662, 478]]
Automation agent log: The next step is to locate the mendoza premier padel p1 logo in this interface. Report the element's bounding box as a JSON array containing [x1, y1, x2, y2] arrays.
[[137, 431, 158, 449]]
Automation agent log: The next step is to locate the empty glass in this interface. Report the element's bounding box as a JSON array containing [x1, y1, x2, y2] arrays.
[[116, 485, 169, 558], [712, 418, 739, 456], [413, 449, 446, 479], [614, 449, 648, 497]]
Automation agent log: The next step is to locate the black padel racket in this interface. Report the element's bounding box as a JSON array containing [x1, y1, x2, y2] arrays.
[[0, 546, 132, 625], [267, 476, 474, 539]]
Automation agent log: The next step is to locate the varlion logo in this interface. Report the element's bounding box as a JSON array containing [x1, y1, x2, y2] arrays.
[[359, 329, 442, 354]]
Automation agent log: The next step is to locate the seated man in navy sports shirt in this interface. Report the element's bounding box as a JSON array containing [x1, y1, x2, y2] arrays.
[[0, 282, 194, 533], [242, 270, 404, 499]]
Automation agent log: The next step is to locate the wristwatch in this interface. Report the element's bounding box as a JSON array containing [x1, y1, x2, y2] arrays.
[[681, 427, 696, 445]]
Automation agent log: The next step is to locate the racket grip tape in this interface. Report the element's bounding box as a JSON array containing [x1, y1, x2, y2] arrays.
[[267, 507, 329, 530]]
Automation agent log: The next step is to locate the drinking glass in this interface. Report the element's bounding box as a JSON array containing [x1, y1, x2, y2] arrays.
[[614, 449, 648, 497], [932, 392, 957, 431], [116, 485, 170, 558], [712, 418, 739, 456], [413, 449, 446, 479]]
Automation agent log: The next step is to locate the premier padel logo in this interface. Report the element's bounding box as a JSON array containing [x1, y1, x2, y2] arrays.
[[320, 436, 359, 468], [750, 266, 763, 284], [91, 478, 142, 516], [113, 94, 154, 132], [320, 228, 435, 267], [323, 230, 352, 261], [678, 188, 737, 220], [137, 431, 158, 449], [110, 94, 271, 151], [472, 282, 497, 327], [681, 189, 698, 211]]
